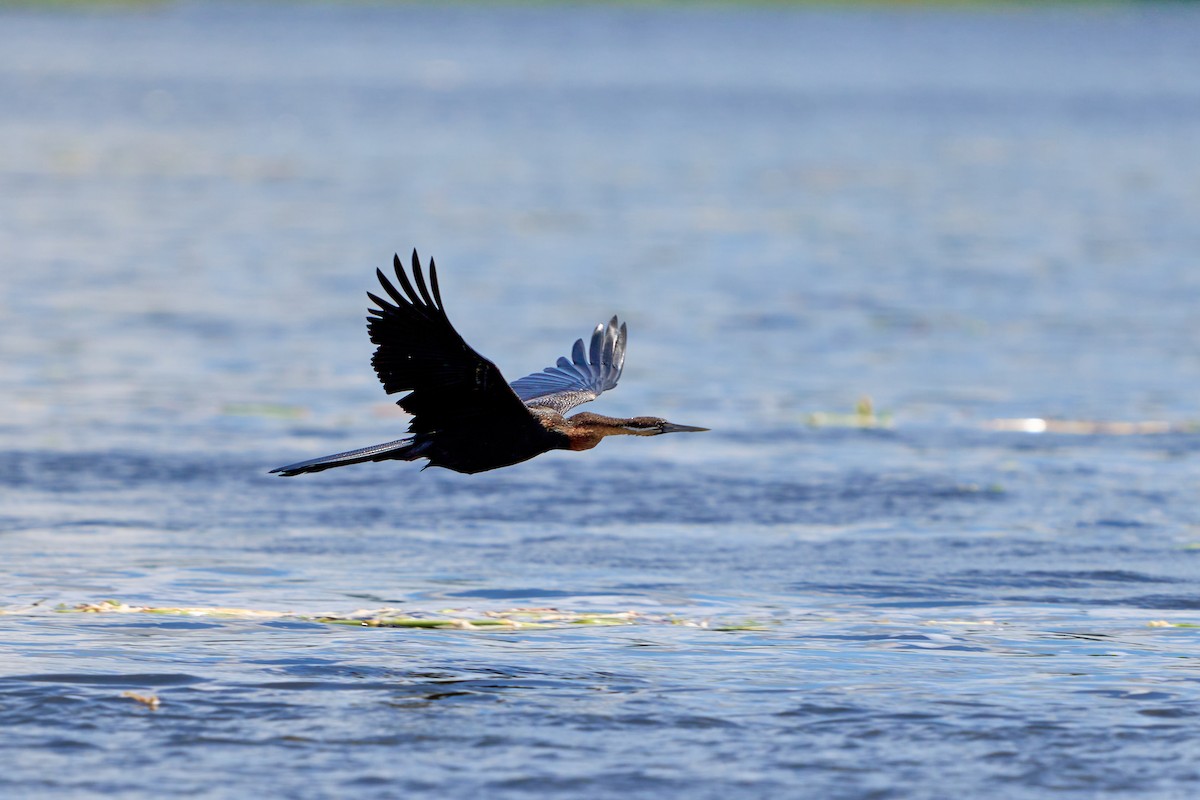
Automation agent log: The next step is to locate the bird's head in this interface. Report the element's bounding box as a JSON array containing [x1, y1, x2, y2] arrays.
[[618, 416, 710, 436]]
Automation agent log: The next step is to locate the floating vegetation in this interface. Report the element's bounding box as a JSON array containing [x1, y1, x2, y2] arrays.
[[325, 608, 640, 630], [708, 621, 772, 632], [219, 402, 308, 419], [806, 396, 893, 429], [121, 691, 162, 711], [56, 600, 737, 631], [9, 601, 1186, 636], [74, 600, 288, 619]]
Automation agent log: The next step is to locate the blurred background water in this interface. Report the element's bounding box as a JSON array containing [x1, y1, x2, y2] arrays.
[[3, 2, 1200, 798]]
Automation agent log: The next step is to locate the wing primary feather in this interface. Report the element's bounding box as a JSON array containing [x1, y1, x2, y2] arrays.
[[574, 342, 593, 379], [366, 290, 393, 314], [393, 251, 421, 307], [413, 255, 437, 309], [602, 317, 617, 368], [428, 258, 444, 310], [589, 323, 602, 368], [554, 357, 583, 381], [616, 322, 628, 379], [376, 267, 406, 307]]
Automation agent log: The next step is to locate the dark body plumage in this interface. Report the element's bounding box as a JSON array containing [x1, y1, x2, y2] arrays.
[[271, 251, 706, 477]]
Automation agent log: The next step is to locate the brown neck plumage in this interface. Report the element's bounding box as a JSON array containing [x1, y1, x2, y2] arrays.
[[560, 412, 654, 451]]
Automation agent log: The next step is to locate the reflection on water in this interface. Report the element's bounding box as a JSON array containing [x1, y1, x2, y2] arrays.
[[3, 3, 1200, 799]]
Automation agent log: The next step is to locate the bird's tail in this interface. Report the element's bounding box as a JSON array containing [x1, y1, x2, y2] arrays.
[[270, 438, 425, 477]]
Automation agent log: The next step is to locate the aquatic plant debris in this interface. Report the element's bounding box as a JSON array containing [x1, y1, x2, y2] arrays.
[[23, 602, 1193, 635], [72, 600, 287, 618], [56, 600, 678, 630], [121, 691, 162, 711], [806, 396, 892, 429], [220, 402, 308, 419]]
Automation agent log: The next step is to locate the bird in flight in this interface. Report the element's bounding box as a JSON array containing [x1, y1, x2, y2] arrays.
[[271, 250, 707, 476]]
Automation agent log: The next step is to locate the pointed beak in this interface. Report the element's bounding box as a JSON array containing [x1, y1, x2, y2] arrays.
[[658, 422, 710, 434]]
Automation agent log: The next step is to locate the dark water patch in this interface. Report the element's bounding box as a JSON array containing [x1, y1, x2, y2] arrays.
[[945, 569, 1180, 590], [1081, 689, 1176, 702], [1024, 569, 1177, 585], [777, 703, 866, 718], [8, 737, 101, 752], [0, 451, 237, 492], [98, 619, 226, 631], [0, 692, 103, 728], [1137, 707, 1196, 719], [445, 588, 587, 600], [256, 680, 402, 692], [388, 677, 571, 698], [1109, 594, 1200, 611], [1079, 518, 1152, 530], [5, 673, 204, 687], [258, 619, 330, 632], [797, 580, 980, 603], [2, 445, 1025, 532], [188, 565, 290, 577], [260, 465, 1010, 528], [1012, 594, 1200, 610], [53, 518, 151, 530]]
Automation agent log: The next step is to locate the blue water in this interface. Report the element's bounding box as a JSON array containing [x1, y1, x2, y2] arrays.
[[3, 3, 1200, 797]]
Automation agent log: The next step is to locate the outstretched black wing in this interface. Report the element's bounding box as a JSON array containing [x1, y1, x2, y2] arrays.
[[509, 316, 627, 415], [368, 250, 535, 436]]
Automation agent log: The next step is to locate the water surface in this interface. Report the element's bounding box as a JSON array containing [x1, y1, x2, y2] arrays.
[[3, 3, 1200, 798]]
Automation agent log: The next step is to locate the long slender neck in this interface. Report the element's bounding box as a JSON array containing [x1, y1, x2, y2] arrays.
[[558, 412, 644, 451]]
